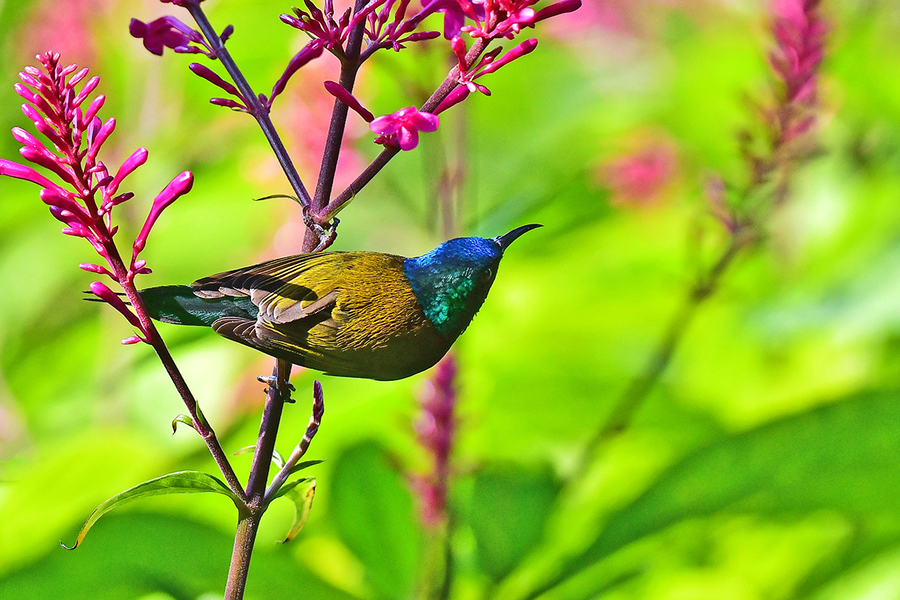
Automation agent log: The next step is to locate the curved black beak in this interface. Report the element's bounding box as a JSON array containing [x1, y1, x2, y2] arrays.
[[494, 223, 542, 251]]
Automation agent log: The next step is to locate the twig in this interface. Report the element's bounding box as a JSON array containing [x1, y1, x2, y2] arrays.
[[185, 2, 311, 206], [577, 231, 750, 471]]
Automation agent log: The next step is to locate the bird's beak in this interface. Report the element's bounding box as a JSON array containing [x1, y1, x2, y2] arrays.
[[494, 224, 542, 251]]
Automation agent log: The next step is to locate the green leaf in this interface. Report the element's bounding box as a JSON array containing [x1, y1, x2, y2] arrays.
[[272, 476, 312, 500], [279, 478, 316, 543], [531, 391, 900, 598], [170, 415, 195, 434], [285, 459, 325, 477], [3, 512, 358, 600], [331, 443, 421, 600], [466, 466, 560, 580], [64, 471, 241, 550]]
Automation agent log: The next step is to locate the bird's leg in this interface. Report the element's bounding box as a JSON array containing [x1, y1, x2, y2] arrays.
[[312, 217, 339, 253], [301, 206, 340, 252], [257, 374, 296, 402]]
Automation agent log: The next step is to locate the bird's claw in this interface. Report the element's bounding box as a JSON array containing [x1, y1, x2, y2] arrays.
[[257, 375, 296, 394], [301, 207, 339, 252]]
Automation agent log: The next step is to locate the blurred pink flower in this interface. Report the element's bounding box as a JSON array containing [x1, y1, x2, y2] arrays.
[[411, 355, 457, 528], [19, 0, 115, 64], [769, 0, 826, 145], [600, 141, 678, 206]]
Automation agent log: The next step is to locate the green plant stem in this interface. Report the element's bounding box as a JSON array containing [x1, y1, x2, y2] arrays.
[[104, 246, 247, 500], [225, 509, 260, 600], [246, 360, 293, 502], [580, 232, 748, 465]]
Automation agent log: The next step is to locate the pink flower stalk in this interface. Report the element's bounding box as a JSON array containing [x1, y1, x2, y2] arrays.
[[370, 106, 439, 150], [768, 0, 826, 148], [129, 16, 214, 57], [411, 355, 457, 528], [0, 53, 190, 341]]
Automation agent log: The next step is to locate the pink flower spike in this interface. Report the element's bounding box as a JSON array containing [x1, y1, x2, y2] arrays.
[[434, 85, 470, 115], [323, 81, 374, 122], [370, 106, 439, 151], [109, 148, 148, 195], [0, 158, 67, 193], [121, 335, 144, 345], [79, 262, 115, 278], [90, 281, 143, 330], [133, 171, 193, 256]]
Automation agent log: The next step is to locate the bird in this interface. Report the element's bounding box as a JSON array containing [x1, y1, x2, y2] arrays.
[[138, 224, 541, 380]]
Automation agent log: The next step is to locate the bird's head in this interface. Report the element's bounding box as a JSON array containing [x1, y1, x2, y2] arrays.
[[404, 224, 541, 338]]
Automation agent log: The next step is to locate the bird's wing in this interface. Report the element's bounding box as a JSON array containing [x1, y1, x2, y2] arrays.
[[190, 253, 343, 324]]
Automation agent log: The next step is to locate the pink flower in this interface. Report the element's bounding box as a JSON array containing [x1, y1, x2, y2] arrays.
[[370, 106, 439, 150], [129, 16, 213, 57], [601, 141, 677, 206], [411, 355, 457, 528]]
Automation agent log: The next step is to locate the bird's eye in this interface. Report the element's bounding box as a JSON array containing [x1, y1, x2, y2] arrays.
[[483, 267, 493, 281]]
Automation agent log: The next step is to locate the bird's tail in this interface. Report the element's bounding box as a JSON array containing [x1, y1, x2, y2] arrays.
[[137, 285, 258, 326]]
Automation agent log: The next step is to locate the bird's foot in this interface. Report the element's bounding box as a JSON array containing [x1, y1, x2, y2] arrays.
[[257, 375, 296, 399], [301, 207, 339, 252]]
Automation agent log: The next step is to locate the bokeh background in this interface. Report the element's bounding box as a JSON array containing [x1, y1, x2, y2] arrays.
[[2, 0, 900, 599]]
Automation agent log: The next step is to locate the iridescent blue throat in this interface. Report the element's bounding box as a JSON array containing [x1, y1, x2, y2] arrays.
[[403, 237, 503, 338]]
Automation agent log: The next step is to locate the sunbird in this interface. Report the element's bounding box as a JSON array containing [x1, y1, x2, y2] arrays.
[[139, 224, 541, 380]]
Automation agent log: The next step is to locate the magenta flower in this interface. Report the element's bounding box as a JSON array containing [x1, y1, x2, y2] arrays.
[[370, 106, 439, 150], [769, 0, 826, 145], [0, 53, 191, 342], [601, 141, 677, 207], [356, 0, 442, 56], [449, 0, 580, 40], [129, 16, 213, 57], [281, 0, 352, 55], [411, 355, 457, 528]]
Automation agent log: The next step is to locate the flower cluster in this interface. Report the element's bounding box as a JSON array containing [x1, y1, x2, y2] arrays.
[[443, 0, 580, 40], [324, 81, 440, 151], [281, 0, 352, 54], [282, 0, 441, 59], [769, 0, 826, 149], [411, 355, 457, 528], [706, 0, 826, 231], [0, 53, 192, 343]]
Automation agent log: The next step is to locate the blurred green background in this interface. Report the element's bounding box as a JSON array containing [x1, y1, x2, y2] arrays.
[[2, 0, 900, 599]]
